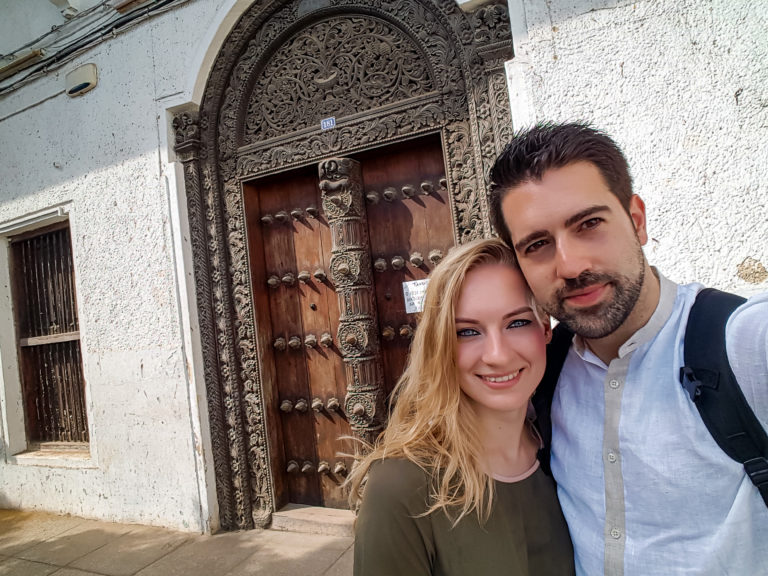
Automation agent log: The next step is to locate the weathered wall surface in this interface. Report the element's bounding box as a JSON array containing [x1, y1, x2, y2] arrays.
[[508, 0, 768, 295], [0, 0, 240, 532]]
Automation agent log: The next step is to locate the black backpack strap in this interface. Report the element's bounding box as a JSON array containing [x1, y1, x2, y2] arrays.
[[533, 322, 574, 475], [680, 288, 768, 507]]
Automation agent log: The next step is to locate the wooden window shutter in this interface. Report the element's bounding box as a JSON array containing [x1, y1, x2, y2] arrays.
[[10, 223, 88, 445]]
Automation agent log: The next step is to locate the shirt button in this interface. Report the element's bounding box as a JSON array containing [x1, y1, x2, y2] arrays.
[[610, 528, 622, 539], [607, 452, 617, 463], [609, 379, 620, 389]]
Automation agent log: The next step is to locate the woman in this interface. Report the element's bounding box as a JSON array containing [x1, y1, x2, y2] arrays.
[[347, 238, 574, 575]]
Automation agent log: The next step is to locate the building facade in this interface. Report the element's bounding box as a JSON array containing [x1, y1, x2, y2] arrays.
[[0, 0, 765, 533]]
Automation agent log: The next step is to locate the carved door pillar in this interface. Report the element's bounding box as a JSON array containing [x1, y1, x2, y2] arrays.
[[319, 158, 385, 444]]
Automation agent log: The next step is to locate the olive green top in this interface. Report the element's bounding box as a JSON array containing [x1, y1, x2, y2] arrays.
[[354, 458, 574, 576]]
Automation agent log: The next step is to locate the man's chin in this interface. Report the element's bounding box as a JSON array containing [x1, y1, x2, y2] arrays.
[[552, 303, 619, 339]]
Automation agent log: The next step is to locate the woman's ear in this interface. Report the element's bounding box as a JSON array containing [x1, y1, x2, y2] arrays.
[[543, 316, 553, 344]]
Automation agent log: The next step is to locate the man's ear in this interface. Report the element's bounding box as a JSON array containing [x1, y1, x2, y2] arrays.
[[629, 194, 648, 245]]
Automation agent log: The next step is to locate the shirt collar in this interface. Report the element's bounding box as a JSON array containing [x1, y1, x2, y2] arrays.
[[571, 268, 677, 363]]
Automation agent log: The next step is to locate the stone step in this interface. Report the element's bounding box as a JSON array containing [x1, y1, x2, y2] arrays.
[[270, 504, 356, 537]]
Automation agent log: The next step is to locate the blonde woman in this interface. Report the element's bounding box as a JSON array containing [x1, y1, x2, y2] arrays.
[[347, 238, 574, 576]]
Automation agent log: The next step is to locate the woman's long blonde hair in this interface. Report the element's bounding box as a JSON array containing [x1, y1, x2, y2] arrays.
[[346, 237, 523, 525]]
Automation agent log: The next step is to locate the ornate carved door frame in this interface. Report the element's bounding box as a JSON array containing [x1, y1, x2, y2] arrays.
[[172, 0, 514, 530]]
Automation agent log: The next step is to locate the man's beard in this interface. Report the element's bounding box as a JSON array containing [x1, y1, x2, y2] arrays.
[[542, 244, 646, 339]]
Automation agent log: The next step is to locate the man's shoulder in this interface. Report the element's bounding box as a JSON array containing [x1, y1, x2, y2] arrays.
[[729, 291, 768, 328]]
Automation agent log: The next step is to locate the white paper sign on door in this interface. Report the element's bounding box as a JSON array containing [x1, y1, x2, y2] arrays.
[[402, 279, 430, 314]]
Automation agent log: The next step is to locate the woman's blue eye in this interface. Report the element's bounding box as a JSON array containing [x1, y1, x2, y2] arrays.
[[456, 328, 479, 338], [507, 319, 532, 329]]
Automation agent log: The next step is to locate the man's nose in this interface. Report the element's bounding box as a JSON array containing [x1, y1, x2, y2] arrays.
[[554, 238, 591, 280]]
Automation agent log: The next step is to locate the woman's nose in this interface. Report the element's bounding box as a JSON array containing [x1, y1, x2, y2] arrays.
[[481, 331, 511, 364]]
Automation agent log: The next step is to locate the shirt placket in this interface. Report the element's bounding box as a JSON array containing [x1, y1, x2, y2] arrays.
[[603, 354, 631, 576]]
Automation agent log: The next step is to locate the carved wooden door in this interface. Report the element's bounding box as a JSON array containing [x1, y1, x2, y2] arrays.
[[244, 135, 453, 509]]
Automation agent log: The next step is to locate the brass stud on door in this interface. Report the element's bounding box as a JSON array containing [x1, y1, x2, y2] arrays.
[[260, 214, 274, 226], [333, 461, 348, 476], [274, 210, 290, 223], [326, 397, 340, 412], [267, 275, 281, 288], [366, 191, 380, 204], [420, 181, 433, 195], [409, 252, 424, 267], [439, 177, 448, 189], [320, 332, 333, 347], [282, 273, 296, 286], [294, 398, 308, 412], [288, 336, 302, 350], [429, 249, 443, 265], [305, 206, 319, 218], [399, 324, 414, 339], [382, 187, 398, 202], [374, 258, 387, 272], [297, 270, 311, 283], [337, 262, 351, 276], [345, 333, 358, 347], [311, 397, 324, 412], [401, 185, 415, 198], [273, 337, 287, 351], [305, 334, 318, 349], [317, 461, 330, 474], [301, 461, 314, 474], [279, 399, 293, 412], [381, 326, 395, 341], [391, 256, 405, 270], [286, 460, 299, 473], [313, 268, 327, 282], [290, 208, 304, 220]]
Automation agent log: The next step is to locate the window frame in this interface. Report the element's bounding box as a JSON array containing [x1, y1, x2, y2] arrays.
[[0, 205, 95, 465]]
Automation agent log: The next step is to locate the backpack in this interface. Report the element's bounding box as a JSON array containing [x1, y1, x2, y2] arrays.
[[532, 288, 768, 507]]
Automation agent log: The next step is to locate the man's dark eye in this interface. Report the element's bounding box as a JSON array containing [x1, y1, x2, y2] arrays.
[[581, 218, 602, 230], [525, 239, 548, 254]]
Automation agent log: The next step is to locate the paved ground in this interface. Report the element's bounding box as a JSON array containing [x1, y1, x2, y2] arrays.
[[0, 509, 353, 576]]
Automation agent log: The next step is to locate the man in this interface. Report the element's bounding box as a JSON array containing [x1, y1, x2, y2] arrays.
[[488, 122, 768, 575]]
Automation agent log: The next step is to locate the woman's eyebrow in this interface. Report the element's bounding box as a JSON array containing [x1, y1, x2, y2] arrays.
[[455, 306, 532, 324]]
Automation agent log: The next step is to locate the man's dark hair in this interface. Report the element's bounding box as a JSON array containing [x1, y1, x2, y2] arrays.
[[488, 122, 633, 247]]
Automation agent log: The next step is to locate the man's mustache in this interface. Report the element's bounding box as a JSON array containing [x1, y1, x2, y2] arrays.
[[556, 271, 614, 299]]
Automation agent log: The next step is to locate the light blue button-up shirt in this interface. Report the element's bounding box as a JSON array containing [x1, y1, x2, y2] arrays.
[[551, 272, 768, 575]]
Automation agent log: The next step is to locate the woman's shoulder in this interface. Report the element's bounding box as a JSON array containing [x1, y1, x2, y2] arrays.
[[357, 459, 433, 535], [365, 458, 431, 498]]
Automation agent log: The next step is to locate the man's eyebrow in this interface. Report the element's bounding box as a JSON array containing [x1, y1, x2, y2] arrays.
[[563, 205, 610, 228], [513, 204, 611, 253]]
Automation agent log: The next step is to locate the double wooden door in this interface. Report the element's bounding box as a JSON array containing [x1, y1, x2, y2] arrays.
[[244, 135, 454, 508]]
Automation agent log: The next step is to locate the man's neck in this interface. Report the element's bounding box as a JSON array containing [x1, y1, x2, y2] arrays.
[[584, 264, 660, 364]]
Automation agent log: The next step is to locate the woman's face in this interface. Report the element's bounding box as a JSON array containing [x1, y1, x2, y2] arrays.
[[454, 263, 550, 417]]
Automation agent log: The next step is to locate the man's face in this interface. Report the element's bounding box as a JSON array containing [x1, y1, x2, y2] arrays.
[[500, 161, 648, 339]]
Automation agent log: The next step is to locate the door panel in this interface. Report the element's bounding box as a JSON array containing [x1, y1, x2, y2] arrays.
[[360, 134, 454, 398], [251, 168, 325, 506], [245, 134, 454, 509]]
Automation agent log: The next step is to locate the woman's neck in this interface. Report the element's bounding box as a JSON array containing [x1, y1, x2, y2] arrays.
[[476, 406, 538, 478]]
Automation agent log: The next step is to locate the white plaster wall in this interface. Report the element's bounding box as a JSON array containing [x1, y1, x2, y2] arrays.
[[0, 0, 242, 532], [508, 0, 768, 296]]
